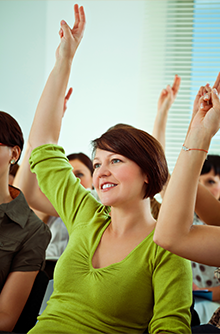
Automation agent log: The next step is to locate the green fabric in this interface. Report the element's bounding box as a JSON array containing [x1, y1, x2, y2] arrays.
[[28, 144, 192, 334]]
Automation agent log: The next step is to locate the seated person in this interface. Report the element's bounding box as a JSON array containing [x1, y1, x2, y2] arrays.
[[193, 154, 220, 300], [0, 111, 51, 332], [45, 152, 98, 259], [8, 163, 19, 185]]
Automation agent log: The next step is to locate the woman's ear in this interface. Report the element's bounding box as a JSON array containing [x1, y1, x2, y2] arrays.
[[144, 174, 149, 185], [10, 146, 21, 164]]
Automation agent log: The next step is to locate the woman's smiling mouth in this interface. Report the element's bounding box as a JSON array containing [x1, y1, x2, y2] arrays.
[[101, 183, 117, 190]]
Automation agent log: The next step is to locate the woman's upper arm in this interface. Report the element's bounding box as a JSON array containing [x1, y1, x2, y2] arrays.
[[29, 145, 100, 230], [0, 271, 38, 332]]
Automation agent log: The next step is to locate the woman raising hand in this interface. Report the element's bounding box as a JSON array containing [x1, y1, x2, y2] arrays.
[[154, 80, 220, 267], [27, 4, 192, 334]]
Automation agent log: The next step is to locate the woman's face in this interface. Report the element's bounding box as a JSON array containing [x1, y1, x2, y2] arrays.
[[92, 149, 147, 207], [199, 168, 220, 200], [69, 159, 93, 189]]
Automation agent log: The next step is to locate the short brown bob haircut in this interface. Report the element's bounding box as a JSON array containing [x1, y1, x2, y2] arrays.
[[0, 111, 24, 164], [91, 123, 168, 199]]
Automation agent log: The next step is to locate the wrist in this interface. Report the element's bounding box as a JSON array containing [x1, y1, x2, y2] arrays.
[[184, 127, 211, 152]]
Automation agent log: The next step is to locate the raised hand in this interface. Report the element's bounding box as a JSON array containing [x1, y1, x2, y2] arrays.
[[29, 4, 86, 150], [55, 4, 86, 61], [157, 74, 181, 117], [192, 84, 210, 116], [191, 86, 220, 139], [63, 87, 73, 116], [192, 73, 220, 117], [153, 75, 181, 152]]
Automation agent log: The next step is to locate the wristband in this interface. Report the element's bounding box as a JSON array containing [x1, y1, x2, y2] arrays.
[[182, 145, 208, 154]]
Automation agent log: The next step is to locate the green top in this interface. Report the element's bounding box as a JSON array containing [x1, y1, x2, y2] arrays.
[[28, 144, 192, 334]]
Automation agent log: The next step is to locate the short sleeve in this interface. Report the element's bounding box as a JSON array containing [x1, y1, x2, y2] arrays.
[[29, 144, 105, 233], [11, 211, 51, 272]]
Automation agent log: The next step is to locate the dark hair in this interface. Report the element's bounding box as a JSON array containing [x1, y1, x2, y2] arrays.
[[67, 152, 93, 176], [9, 163, 20, 177], [91, 124, 168, 198], [0, 111, 24, 163], [201, 155, 220, 176]]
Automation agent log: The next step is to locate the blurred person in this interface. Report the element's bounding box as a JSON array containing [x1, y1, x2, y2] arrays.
[[0, 111, 50, 332]]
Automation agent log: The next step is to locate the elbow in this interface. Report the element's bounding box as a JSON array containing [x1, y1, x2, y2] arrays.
[[0, 313, 18, 333], [153, 229, 175, 253]]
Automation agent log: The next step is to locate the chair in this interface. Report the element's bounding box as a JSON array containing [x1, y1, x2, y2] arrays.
[[44, 259, 58, 280], [13, 270, 49, 333], [39, 279, 54, 315]]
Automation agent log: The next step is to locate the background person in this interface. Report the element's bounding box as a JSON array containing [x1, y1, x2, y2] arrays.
[[0, 111, 51, 332], [153, 75, 220, 333]]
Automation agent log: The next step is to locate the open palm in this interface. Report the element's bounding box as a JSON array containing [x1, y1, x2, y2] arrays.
[[55, 4, 85, 61]]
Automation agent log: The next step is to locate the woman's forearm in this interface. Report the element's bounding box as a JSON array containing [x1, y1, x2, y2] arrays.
[[13, 143, 58, 216], [154, 128, 210, 253], [29, 59, 72, 149]]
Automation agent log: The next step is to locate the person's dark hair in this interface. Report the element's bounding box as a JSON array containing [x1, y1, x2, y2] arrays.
[[91, 124, 168, 198], [67, 152, 93, 176], [0, 111, 24, 163], [201, 155, 220, 176], [9, 163, 20, 177]]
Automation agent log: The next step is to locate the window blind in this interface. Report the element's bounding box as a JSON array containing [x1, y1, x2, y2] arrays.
[[139, 0, 220, 174]]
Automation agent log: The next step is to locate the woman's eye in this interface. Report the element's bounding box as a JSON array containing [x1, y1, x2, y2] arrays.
[[75, 173, 84, 178], [207, 179, 215, 185], [93, 163, 101, 169], [112, 159, 121, 164]]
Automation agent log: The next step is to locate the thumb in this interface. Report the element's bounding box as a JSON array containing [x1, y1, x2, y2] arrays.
[[59, 20, 71, 38]]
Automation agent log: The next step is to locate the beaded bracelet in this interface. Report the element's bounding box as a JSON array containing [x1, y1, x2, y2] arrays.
[[182, 145, 208, 154]]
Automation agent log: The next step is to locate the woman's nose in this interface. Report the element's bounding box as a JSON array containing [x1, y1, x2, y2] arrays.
[[212, 183, 220, 200], [97, 164, 111, 178]]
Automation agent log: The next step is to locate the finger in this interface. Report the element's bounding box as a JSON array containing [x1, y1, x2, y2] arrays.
[[79, 6, 86, 25], [212, 88, 220, 106], [195, 86, 205, 100], [199, 95, 212, 111], [213, 72, 220, 91], [204, 93, 211, 101], [204, 84, 211, 94], [200, 86, 206, 94], [60, 20, 72, 39], [172, 74, 181, 97], [166, 85, 172, 95], [73, 4, 80, 29], [65, 87, 73, 102], [205, 83, 210, 92]]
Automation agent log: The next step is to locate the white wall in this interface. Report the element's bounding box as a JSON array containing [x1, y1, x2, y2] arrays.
[[0, 0, 151, 159], [0, 0, 47, 155]]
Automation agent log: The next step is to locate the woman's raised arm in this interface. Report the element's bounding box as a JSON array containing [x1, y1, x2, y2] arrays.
[[29, 4, 85, 149], [152, 74, 181, 151], [154, 76, 220, 267]]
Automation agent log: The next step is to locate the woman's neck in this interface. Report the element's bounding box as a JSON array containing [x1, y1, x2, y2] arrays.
[[110, 197, 156, 236], [0, 175, 12, 204]]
